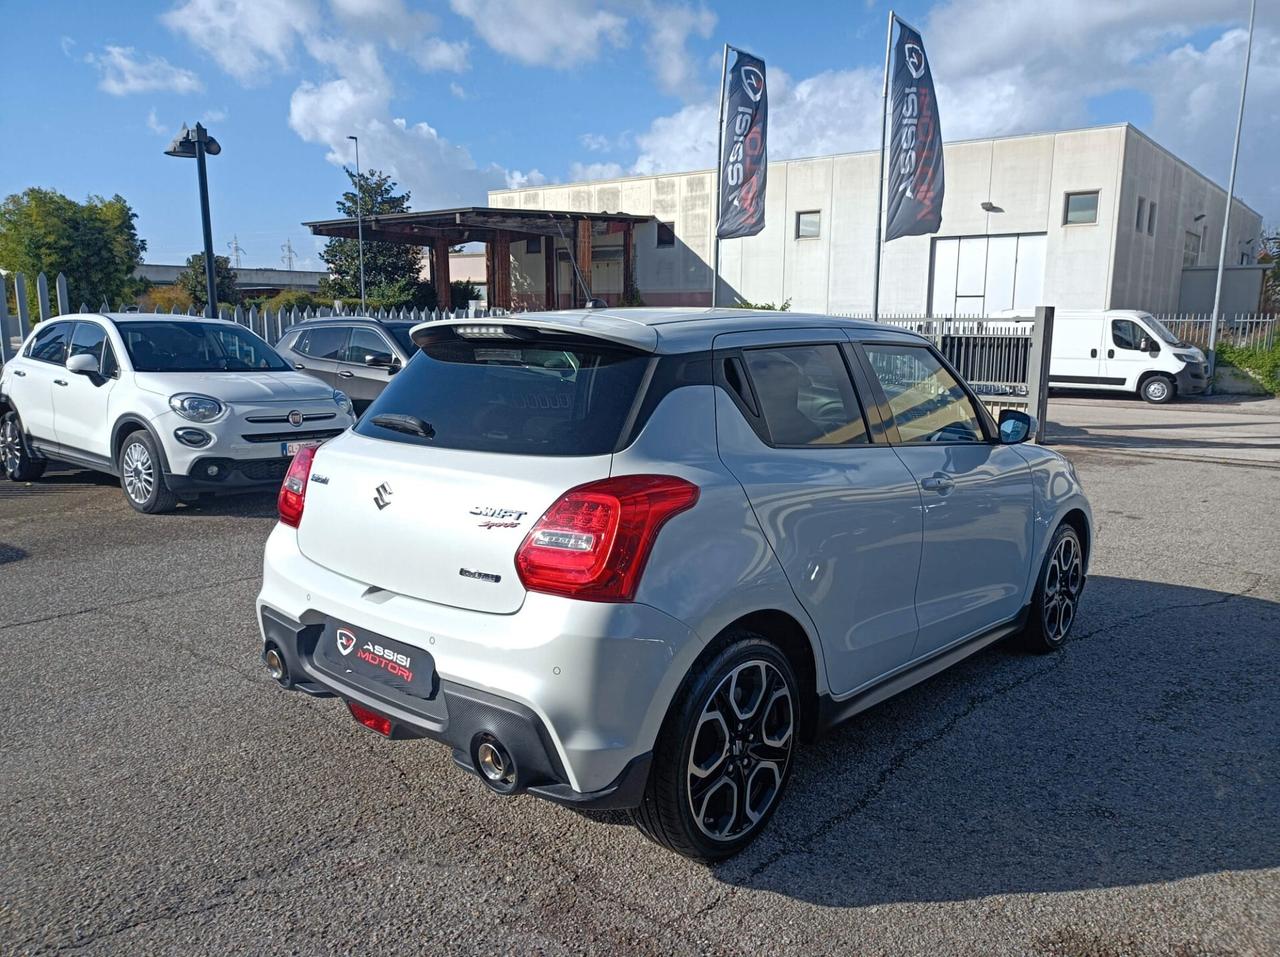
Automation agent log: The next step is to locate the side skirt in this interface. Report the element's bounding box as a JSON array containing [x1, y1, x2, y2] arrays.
[[29, 440, 118, 477], [815, 607, 1029, 737]]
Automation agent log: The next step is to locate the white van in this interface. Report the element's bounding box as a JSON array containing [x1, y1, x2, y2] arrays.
[[992, 309, 1208, 404]]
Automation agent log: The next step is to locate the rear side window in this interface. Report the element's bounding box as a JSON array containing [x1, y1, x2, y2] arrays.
[[298, 326, 348, 359], [742, 345, 868, 446], [26, 321, 73, 364], [356, 334, 650, 455]]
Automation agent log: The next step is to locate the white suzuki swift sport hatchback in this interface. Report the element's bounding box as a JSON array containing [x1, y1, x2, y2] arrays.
[[257, 308, 1092, 861]]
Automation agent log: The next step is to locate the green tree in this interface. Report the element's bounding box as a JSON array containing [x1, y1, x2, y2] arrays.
[[319, 168, 433, 308], [177, 252, 240, 308], [0, 187, 147, 312]]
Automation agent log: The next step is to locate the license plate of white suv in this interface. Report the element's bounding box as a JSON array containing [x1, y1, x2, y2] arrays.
[[281, 439, 323, 457]]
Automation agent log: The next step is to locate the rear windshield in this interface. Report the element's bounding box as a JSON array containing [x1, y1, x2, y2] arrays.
[[355, 334, 651, 455]]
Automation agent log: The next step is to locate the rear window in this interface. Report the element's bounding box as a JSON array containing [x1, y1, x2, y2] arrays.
[[356, 334, 651, 455]]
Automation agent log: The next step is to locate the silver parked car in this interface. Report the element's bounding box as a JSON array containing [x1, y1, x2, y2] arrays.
[[256, 308, 1092, 861], [275, 317, 417, 414]]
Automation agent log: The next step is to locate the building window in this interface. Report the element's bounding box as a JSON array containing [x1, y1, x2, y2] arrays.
[[795, 210, 821, 239], [1147, 201, 1157, 235], [1183, 230, 1202, 267], [1136, 197, 1146, 232], [656, 221, 675, 247], [929, 233, 1046, 317], [526, 237, 541, 254], [1063, 191, 1099, 225]]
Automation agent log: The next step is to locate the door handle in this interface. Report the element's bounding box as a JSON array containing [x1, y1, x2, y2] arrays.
[[1090, 348, 1097, 358], [12, 370, 24, 377], [337, 370, 355, 378], [1107, 349, 1115, 359], [921, 475, 955, 492], [293, 363, 306, 370], [54, 379, 69, 387]]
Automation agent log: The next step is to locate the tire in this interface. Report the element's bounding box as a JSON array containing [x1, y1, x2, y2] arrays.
[[1019, 523, 1085, 654], [1, 411, 46, 482], [630, 631, 799, 862], [117, 430, 178, 514], [1140, 374, 1175, 404]]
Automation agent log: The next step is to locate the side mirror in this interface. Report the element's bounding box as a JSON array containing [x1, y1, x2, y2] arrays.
[[998, 409, 1036, 444], [364, 353, 394, 368], [66, 353, 100, 376]]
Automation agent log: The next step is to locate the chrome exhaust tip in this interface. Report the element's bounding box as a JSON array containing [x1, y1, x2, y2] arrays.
[[263, 645, 288, 683], [472, 733, 519, 794]]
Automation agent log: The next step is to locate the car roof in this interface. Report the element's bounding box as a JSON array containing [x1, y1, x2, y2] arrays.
[[412, 307, 922, 354], [88, 312, 242, 325], [288, 315, 410, 326]]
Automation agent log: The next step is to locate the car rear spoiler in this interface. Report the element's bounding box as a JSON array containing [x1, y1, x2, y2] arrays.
[[410, 314, 659, 353]]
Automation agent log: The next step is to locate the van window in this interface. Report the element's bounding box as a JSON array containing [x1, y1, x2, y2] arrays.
[[356, 333, 650, 455], [1111, 319, 1156, 353]]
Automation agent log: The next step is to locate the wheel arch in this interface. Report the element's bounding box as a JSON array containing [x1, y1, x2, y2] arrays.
[[689, 609, 822, 743], [110, 415, 173, 474], [1137, 369, 1175, 397], [1060, 507, 1091, 571]]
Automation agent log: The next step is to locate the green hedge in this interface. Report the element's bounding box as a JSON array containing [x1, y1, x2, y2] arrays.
[[1217, 341, 1280, 394]]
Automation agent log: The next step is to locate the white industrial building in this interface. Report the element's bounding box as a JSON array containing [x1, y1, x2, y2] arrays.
[[488, 123, 1265, 316]]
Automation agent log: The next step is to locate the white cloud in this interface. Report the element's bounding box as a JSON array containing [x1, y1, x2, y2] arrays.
[[624, 1, 1280, 221], [506, 169, 548, 189], [162, 0, 318, 84], [288, 39, 508, 208], [415, 37, 470, 72], [639, 2, 715, 99], [449, 0, 627, 67], [85, 46, 204, 96], [60, 36, 76, 58], [146, 108, 167, 135], [569, 161, 624, 181], [201, 108, 228, 123], [449, 81, 468, 100]]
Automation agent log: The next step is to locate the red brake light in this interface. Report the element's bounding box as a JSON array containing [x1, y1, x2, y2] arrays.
[[516, 474, 699, 602], [347, 700, 392, 736], [277, 445, 316, 528]]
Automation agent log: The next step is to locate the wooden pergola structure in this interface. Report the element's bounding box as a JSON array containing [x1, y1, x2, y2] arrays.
[[303, 206, 652, 311]]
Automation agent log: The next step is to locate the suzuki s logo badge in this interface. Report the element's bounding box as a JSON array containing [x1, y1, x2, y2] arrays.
[[904, 43, 926, 79], [373, 482, 393, 510], [336, 628, 356, 656], [287, 410, 304, 428], [741, 65, 765, 102]]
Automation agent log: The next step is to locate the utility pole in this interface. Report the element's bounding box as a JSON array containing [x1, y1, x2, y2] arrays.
[[281, 238, 296, 271], [347, 134, 367, 313], [1208, 0, 1256, 383], [227, 235, 244, 269]]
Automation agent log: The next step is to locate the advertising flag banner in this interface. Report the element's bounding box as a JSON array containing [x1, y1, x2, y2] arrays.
[[885, 24, 944, 241], [717, 49, 768, 240]]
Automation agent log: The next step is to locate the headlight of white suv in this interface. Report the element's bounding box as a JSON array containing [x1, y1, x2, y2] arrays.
[[169, 393, 225, 422], [333, 390, 353, 416]]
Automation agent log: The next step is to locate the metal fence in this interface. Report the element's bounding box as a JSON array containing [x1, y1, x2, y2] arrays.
[[1151, 313, 1276, 351], [834, 311, 1049, 425], [0, 270, 505, 362]]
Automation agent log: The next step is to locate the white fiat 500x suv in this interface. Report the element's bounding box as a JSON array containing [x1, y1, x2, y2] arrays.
[[0, 313, 355, 513], [256, 308, 1092, 861]]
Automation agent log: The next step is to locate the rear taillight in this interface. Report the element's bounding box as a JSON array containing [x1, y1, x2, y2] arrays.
[[516, 474, 699, 602], [277, 445, 316, 528]]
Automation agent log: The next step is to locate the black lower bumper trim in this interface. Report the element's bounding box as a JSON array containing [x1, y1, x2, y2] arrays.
[[259, 606, 651, 809]]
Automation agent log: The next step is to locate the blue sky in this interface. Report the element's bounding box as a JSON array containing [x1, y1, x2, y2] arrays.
[[1, 1, 1274, 270]]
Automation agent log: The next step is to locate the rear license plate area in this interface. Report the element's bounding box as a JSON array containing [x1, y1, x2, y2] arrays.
[[313, 620, 438, 702]]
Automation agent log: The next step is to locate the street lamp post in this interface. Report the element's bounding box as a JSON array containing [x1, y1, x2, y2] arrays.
[[165, 123, 222, 318], [347, 135, 366, 313]]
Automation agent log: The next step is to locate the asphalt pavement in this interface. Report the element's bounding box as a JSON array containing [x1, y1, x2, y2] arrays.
[[1, 396, 1277, 956]]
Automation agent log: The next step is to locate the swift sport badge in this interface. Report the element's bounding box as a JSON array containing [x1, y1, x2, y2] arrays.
[[470, 505, 526, 528]]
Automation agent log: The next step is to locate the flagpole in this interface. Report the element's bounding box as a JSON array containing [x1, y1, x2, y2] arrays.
[[711, 43, 729, 308], [1207, 0, 1256, 384], [872, 11, 895, 323]]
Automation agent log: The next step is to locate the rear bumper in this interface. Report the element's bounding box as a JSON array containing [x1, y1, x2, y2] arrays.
[[258, 606, 652, 808], [256, 523, 703, 801]]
